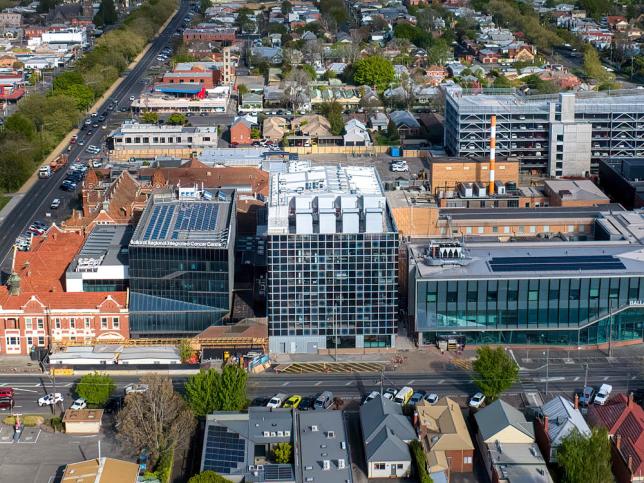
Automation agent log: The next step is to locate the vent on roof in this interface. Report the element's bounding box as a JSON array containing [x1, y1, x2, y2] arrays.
[[323, 460, 330, 471], [284, 430, 291, 437], [263, 431, 270, 437], [327, 431, 335, 438], [338, 459, 345, 469], [311, 425, 318, 432], [341, 441, 346, 449]]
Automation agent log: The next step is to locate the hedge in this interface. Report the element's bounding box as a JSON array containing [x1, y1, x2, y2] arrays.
[[409, 440, 433, 483], [3, 415, 45, 426]]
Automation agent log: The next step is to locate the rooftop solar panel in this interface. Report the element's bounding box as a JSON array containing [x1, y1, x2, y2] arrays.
[[489, 255, 626, 272], [203, 425, 246, 475]]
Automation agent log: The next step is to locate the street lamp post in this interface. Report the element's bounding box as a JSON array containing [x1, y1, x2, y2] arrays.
[[543, 348, 549, 396]]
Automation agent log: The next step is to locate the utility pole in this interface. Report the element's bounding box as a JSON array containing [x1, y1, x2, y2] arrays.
[[544, 348, 549, 396], [608, 299, 613, 357], [583, 362, 589, 389]]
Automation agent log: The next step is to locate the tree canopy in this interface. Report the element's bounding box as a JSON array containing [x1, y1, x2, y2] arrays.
[[273, 442, 292, 464], [319, 101, 344, 136], [141, 111, 159, 124], [94, 0, 118, 26], [472, 346, 519, 400], [167, 113, 187, 125], [584, 45, 613, 83], [189, 471, 233, 483], [75, 372, 115, 407], [184, 366, 248, 416], [352, 56, 394, 91], [557, 427, 613, 483]]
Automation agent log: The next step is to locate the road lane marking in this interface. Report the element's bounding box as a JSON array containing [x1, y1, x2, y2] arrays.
[[603, 376, 609, 381], [12, 388, 37, 393], [407, 380, 415, 385], [574, 376, 580, 381], [345, 381, 352, 386], [438, 380, 444, 384], [314, 381, 322, 386], [281, 382, 289, 386]]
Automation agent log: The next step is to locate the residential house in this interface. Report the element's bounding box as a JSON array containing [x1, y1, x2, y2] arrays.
[[416, 398, 475, 481], [389, 110, 421, 137], [588, 393, 644, 483], [426, 65, 448, 85], [263, 86, 285, 108], [263, 116, 287, 141], [474, 399, 553, 483], [240, 92, 263, 113], [606, 16, 628, 32], [360, 394, 417, 478], [534, 396, 591, 463], [250, 46, 283, 65], [292, 115, 332, 138], [343, 119, 371, 147], [230, 117, 253, 145], [369, 112, 389, 131], [235, 75, 265, 94]]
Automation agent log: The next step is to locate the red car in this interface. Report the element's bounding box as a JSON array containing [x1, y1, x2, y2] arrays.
[[0, 388, 14, 399], [0, 397, 14, 411]]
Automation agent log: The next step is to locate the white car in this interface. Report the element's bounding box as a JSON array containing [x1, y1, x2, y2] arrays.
[[91, 160, 103, 168], [266, 393, 287, 408], [469, 392, 486, 408], [423, 393, 439, 405], [391, 164, 409, 172], [70, 398, 87, 410], [383, 387, 398, 400], [129, 96, 135, 102], [50, 198, 61, 209], [124, 383, 148, 395], [363, 391, 380, 404], [38, 393, 63, 406]]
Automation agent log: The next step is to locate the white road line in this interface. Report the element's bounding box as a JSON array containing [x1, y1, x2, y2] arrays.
[[407, 380, 415, 385], [281, 382, 289, 387], [632, 376, 638, 380], [574, 376, 580, 381], [314, 381, 322, 386], [603, 376, 609, 381], [12, 388, 38, 393], [345, 381, 352, 386], [438, 380, 444, 384]]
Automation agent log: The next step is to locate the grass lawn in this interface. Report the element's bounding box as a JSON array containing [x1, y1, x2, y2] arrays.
[[0, 194, 10, 211]]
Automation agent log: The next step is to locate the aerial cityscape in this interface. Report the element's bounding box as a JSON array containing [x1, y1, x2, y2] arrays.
[[0, 0, 641, 481]]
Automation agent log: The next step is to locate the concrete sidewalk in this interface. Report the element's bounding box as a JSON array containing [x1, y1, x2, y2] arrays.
[[0, 355, 42, 374]]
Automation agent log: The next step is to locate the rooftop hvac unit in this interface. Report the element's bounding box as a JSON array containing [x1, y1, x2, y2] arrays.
[[338, 459, 345, 469], [323, 460, 330, 471]]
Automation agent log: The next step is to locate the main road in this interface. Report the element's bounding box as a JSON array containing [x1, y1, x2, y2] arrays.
[[0, 0, 191, 274], [1, 355, 641, 415]]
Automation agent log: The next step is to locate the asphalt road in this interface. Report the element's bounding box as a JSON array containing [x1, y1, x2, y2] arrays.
[[1, 355, 641, 415], [0, 0, 190, 274]]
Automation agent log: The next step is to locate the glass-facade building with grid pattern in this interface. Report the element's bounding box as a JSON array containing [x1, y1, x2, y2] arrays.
[[409, 241, 644, 346], [267, 165, 398, 353], [129, 189, 235, 336]]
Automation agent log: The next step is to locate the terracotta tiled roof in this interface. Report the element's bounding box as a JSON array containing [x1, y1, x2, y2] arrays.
[[12, 226, 84, 293], [140, 166, 269, 197], [0, 288, 127, 310], [588, 393, 644, 476]]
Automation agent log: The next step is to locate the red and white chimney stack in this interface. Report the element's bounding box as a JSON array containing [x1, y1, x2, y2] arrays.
[[489, 115, 496, 196]]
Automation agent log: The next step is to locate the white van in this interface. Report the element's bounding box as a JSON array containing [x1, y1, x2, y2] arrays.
[[594, 384, 612, 405], [267, 393, 287, 408], [394, 386, 414, 405]]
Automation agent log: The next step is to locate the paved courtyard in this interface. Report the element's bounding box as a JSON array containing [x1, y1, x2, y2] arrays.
[[0, 422, 134, 483]]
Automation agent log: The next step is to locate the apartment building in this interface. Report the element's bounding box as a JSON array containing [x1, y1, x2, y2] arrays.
[[266, 164, 399, 353], [444, 89, 644, 177]]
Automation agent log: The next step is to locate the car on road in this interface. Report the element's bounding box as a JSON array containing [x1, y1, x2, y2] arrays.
[[91, 160, 103, 168], [298, 396, 315, 411], [50, 198, 61, 209], [78, 139, 85, 146], [250, 397, 270, 407], [594, 384, 612, 405], [267, 393, 287, 409], [580, 386, 595, 406], [409, 390, 426, 407], [394, 386, 414, 405], [363, 391, 380, 405], [313, 391, 334, 410], [124, 383, 148, 395], [129, 96, 135, 101], [61, 180, 77, 191], [0, 397, 14, 411], [423, 393, 439, 405], [70, 398, 87, 410], [383, 387, 398, 400], [70, 135, 77, 144], [0, 388, 14, 399], [468, 392, 485, 408], [282, 395, 302, 408], [38, 393, 63, 406], [391, 162, 409, 172]]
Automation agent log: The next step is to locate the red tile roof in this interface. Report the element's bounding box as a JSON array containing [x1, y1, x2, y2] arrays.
[[589, 393, 644, 477], [0, 289, 127, 310], [12, 226, 84, 293]]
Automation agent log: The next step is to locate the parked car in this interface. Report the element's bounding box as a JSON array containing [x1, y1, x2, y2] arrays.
[[313, 391, 334, 410], [52, 198, 63, 210], [594, 384, 612, 405], [409, 391, 426, 407], [298, 396, 315, 411], [0, 397, 14, 411], [580, 386, 595, 406], [394, 386, 414, 405], [38, 393, 63, 406], [70, 398, 87, 410], [391, 162, 409, 172], [383, 387, 398, 400], [124, 383, 148, 395], [282, 395, 302, 408], [250, 397, 270, 407], [423, 393, 439, 405], [0, 388, 14, 399], [363, 391, 380, 405], [468, 392, 486, 408], [61, 180, 77, 191], [267, 393, 287, 409]]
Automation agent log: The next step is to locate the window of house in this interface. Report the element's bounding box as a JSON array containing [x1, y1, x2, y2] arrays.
[[38, 336, 45, 346], [465, 226, 472, 234], [492, 226, 498, 233], [26, 336, 33, 348], [477, 226, 484, 234], [375, 464, 386, 470], [70, 318, 76, 329], [37, 318, 44, 329], [6, 336, 19, 347], [55, 318, 61, 329], [543, 225, 550, 233], [112, 317, 120, 329], [101, 317, 108, 329], [85, 318, 91, 328], [464, 456, 472, 464], [25, 317, 32, 330], [503, 226, 510, 234], [529, 226, 536, 233], [567, 225, 574, 232]]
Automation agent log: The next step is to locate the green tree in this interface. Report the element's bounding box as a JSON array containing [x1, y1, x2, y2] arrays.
[[578, 0, 612, 20], [189, 471, 233, 483], [353, 56, 395, 91], [273, 442, 292, 464], [409, 440, 433, 483], [52, 71, 84, 92], [4, 113, 36, 141], [185, 366, 248, 416], [251, 127, 261, 139], [281, 0, 292, 14], [94, 0, 117, 26], [472, 346, 519, 400], [237, 84, 249, 96], [583, 45, 612, 82], [141, 111, 159, 124], [427, 39, 451, 65], [167, 113, 187, 125], [557, 427, 613, 483], [199, 0, 210, 14], [75, 372, 115, 407], [386, 119, 399, 142], [178, 339, 193, 362], [319, 101, 344, 136], [493, 74, 514, 88], [63, 84, 95, 111]]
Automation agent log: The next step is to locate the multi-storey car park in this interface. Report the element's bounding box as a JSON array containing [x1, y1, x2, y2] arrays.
[[444, 88, 644, 177], [266, 163, 399, 353]]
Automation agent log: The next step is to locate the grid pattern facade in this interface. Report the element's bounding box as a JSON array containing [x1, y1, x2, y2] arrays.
[[416, 276, 644, 346], [444, 91, 644, 175], [268, 232, 399, 349]]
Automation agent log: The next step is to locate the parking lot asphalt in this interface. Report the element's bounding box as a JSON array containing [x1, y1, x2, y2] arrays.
[[0, 422, 133, 483], [306, 154, 428, 184]]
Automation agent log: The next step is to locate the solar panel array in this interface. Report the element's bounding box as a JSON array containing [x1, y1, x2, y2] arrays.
[[172, 203, 219, 239], [140, 202, 223, 242], [203, 425, 246, 475], [142, 204, 176, 241], [489, 255, 626, 273], [263, 464, 295, 481]]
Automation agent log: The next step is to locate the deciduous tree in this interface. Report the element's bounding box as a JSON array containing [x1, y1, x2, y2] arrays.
[[472, 346, 518, 400], [117, 375, 196, 464], [352, 56, 394, 91], [319, 101, 344, 135], [167, 113, 187, 125], [584, 45, 613, 82], [185, 366, 248, 416], [141, 111, 159, 124], [557, 427, 613, 483], [75, 372, 115, 407], [189, 471, 233, 483], [273, 442, 292, 464]]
